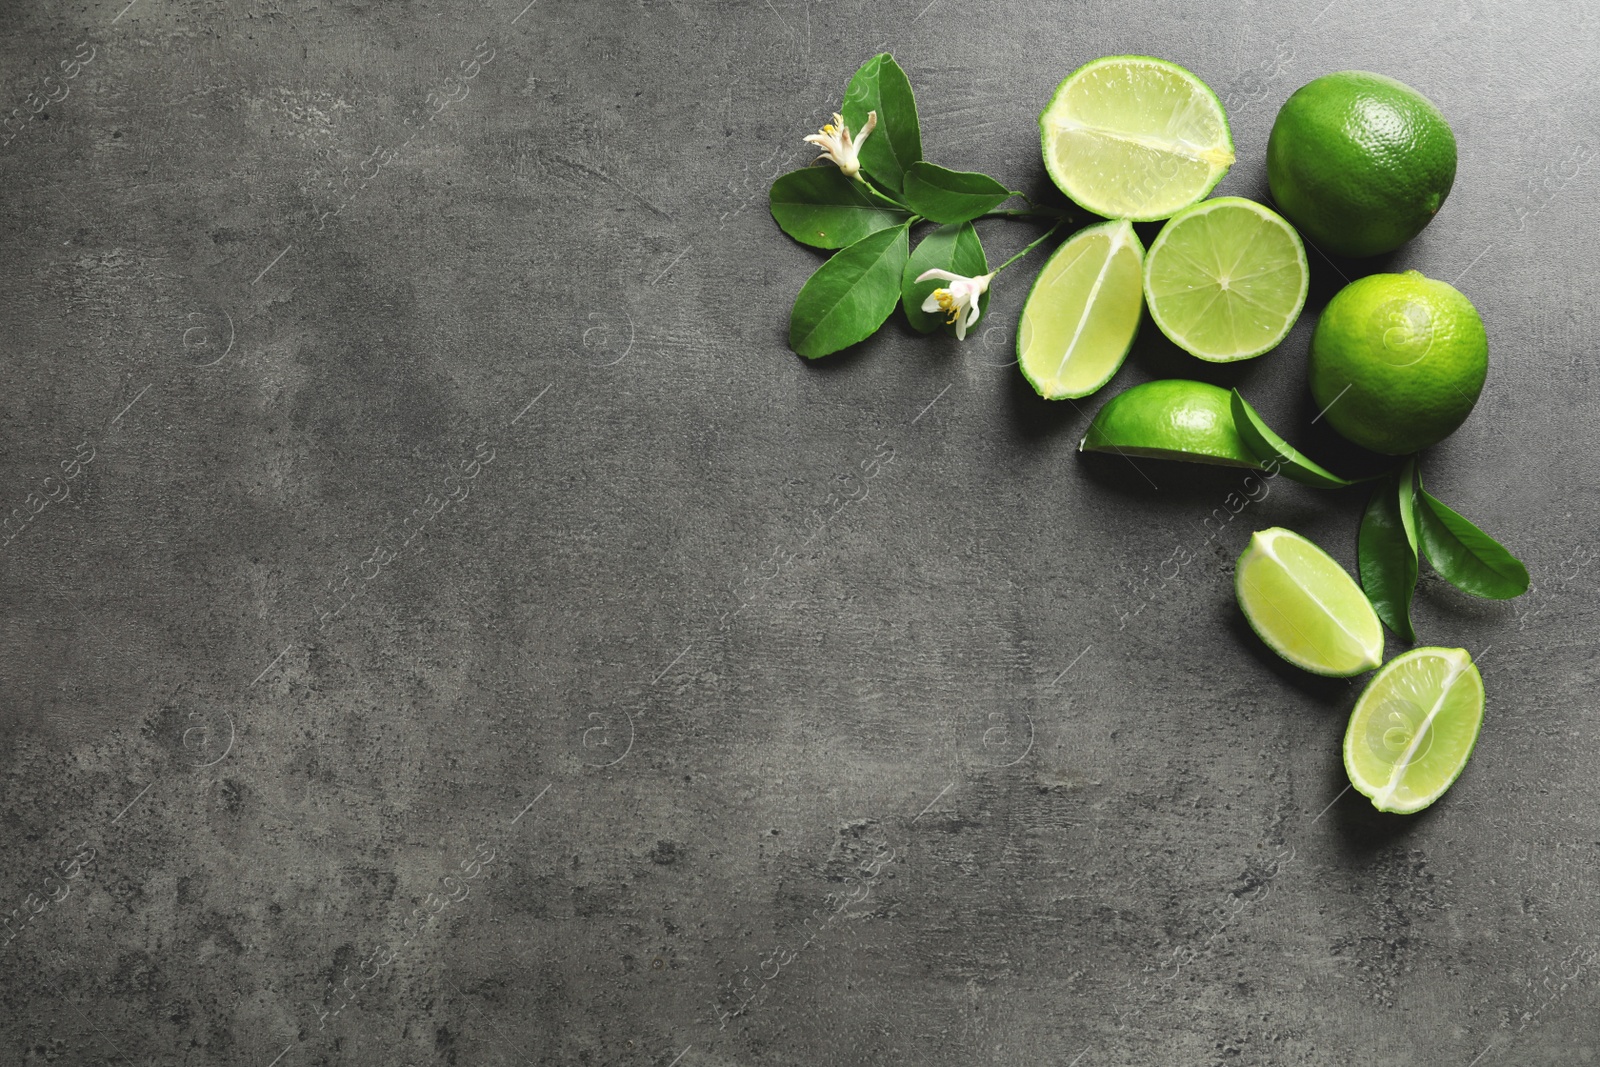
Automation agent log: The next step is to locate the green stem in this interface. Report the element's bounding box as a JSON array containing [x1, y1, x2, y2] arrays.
[[993, 220, 1066, 273]]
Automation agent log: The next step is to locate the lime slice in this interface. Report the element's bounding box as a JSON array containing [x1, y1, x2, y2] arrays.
[[1039, 55, 1235, 222], [1235, 527, 1384, 677], [1080, 379, 1258, 466], [1344, 647, 1484, 814], [1017, 219, 1144, 399], [1144, 196, 1309, 362]]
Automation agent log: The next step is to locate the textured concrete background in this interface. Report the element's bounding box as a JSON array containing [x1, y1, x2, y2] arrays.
[[0, 0, 1597, 1064]]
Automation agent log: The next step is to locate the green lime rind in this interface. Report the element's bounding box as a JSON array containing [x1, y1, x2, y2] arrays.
[[1267, 71, 1457, 259], [1079, 379, 1260, 467], [1343, 646, 1484, 814], [1307, 270, 1488, 455], [1144, 197, 1310, 362], [1039, 55, 1235, 223], [1234, 527, 1385, 678], [1017, 219, 1145, 400]]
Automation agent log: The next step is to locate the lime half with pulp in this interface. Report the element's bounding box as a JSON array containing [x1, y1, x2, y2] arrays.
[[1080, 378, 1258, 466], [1144, 196, 1309, 362], [1017, 219, 1144, 399], [1235, 527, 1383, 677], [1040, 55, 1235, 222], [1344, 646, 1484, 814]]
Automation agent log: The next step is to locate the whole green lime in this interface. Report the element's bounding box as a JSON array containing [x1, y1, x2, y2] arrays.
[[1267, 72, 1456, 258], [1308, 270, 1487, 455]]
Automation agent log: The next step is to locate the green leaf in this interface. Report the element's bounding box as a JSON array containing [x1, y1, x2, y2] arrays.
[[1415, 483, 1531, 599], [902, 222, 988, 334], [769, 167, 912, 249], [1398, 458, 1420, 560], [899, 162, 1012, 224], [1229, 390, 1355, 488], [789, 222, 911, 359], [1359, 460, 1419, 642], [841, 54, 922, 193]]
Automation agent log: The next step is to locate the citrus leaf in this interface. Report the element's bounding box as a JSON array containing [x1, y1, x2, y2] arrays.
[[1359, 461, 1418, 642], [841, 54, 921, 193], [899, 162, 1012, 224], [902, 222, 988, 334], [1415, 487, 1531, 599], [1229, 390, 1354, 488], [1398, 457, 1420, 559], [769, 167, 912, 249], [789, 222, 910, 359]]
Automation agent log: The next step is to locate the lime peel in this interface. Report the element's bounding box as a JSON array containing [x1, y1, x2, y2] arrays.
[[1079, 379, 1259, 467]]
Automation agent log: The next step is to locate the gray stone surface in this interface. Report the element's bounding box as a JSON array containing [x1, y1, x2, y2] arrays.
[[0, 0, 1597, 1064]]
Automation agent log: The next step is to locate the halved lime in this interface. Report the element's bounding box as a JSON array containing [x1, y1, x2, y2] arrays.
[[1344, 647, 1484, 814], [1039, 55, 1235, 222], [1080, 379, 1258, 466], [1144, 196, 1309, 361], [1017, 219, 1144, 399], [1235, 527, 1383, 677]]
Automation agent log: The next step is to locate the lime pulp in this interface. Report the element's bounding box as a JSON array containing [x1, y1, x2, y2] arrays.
[[1234, 527, 1384, 678], [1017, 219, 1144, 400], [1144, 196, 1309, 362], [1344, 647, 1484, 814], [1039, 55, 1235, 222]]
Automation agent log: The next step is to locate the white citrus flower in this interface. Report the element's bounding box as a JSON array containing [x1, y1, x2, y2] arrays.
[[803, 110, 877, 179], [916, 269, 994, 340]]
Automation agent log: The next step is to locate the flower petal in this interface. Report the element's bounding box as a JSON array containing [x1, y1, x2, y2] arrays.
[[915, 268, 960, 284], [856, 110, 877, 148], [963, 300, 983, 332]]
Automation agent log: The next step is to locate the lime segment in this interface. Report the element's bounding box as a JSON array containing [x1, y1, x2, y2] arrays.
[[1344, 647, 1484, 814], [1017, 219, 1144, 400], [1144, 197, 1309, 362], [1039, 55, 1234, 222], [1080, 379, 1259, 467], [1235, 527, 1384, 677]]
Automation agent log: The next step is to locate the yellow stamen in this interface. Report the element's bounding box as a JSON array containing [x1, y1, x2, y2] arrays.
[[934, 289, 959, 324]]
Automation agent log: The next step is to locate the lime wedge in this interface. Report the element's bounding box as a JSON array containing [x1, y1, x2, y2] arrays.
[[1017, 219, 1144, 399], [1080, 379, 1258, 466], [1344, 647, 1484, 814], [1144, 196, 1309, 361], [1039, 55, 1235, 222], [1235, 527, 1384, 677]]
